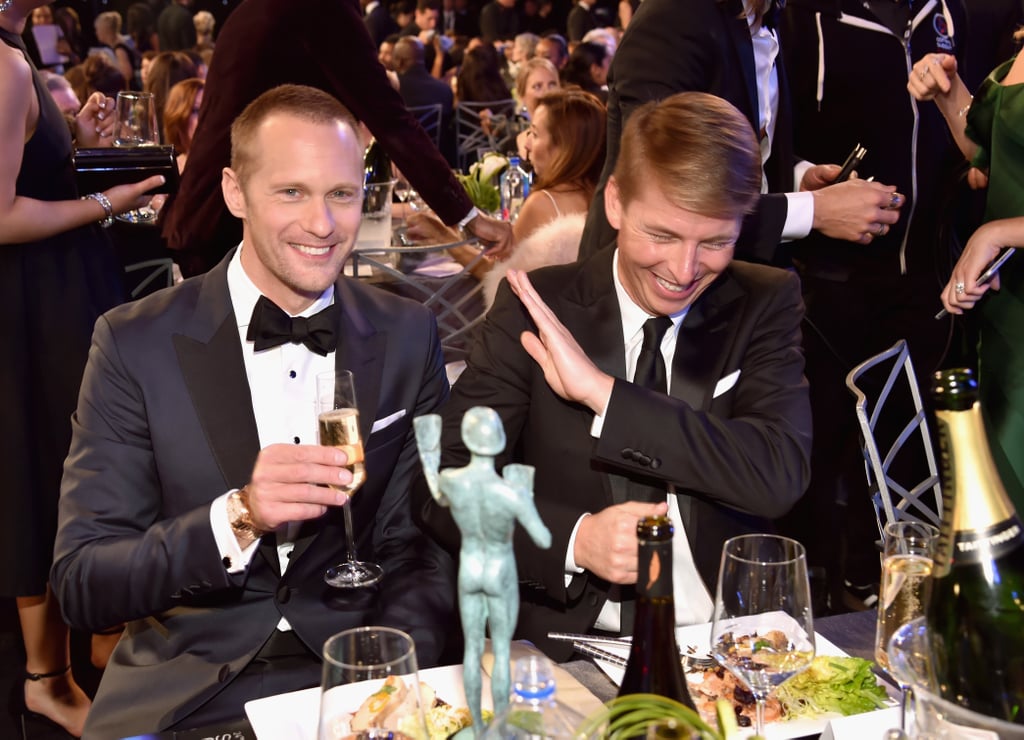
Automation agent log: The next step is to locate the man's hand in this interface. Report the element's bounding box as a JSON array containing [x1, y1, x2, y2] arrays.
[[811, 178, 904, 244], [507, 269, 615, 415], [244, 444, 354, 531], [465, 212, 514, 259], [574, 501, 669, 583]]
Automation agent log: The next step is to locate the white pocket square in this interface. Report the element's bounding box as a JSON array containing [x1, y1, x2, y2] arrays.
[[370, 409, 406, 434], [713, 370, 741, 399]]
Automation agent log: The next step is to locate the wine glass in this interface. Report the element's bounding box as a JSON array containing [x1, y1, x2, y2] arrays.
[[711, 534, 816, 737], [318, 626, 427, 740], [874, 521, 937, 732], [113, 91, 159, 224], [316, 370, 384, 588]]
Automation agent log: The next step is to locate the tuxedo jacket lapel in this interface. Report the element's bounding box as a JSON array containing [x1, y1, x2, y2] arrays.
[[722, 0, 761, 132], [670, 271, 746, 412]]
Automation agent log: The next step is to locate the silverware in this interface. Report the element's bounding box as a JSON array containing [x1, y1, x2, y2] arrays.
[[553, 633, 718, 670]]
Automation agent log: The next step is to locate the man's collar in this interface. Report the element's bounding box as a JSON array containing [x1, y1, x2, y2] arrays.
[[227, 244, 334, 331], [611, 249, 688, 341]]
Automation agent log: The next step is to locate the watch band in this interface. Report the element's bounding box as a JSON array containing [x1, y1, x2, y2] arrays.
[[227, 487, 266, 549]]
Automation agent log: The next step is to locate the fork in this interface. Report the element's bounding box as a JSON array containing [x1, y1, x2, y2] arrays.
[[565, 639, 718, 670]]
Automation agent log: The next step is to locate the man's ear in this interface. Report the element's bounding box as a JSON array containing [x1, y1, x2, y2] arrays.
[[605, 175, 623, 230], [222, 167, 247, 220]]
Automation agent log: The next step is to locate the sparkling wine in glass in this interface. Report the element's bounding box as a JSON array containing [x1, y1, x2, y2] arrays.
[[113, 91, 159, 224], [711, 534, 816, 736], [316, 370, 383, 588]]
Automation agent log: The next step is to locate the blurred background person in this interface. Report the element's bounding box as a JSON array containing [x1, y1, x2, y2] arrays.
[[514, 56, 560, 157], [1, 2, 164, 735], [163, 77, 205, 172], [157, 0, 196, 52], [379, 31, 401, 70], [364, 0, 399, 46], [125, 1, 158, 55], [567, 0, 598, 43], [65, 53, 126, 104], [534, 31, 569, 70], [193, 9, 215, 52], [562, 40, 609, 101], [40, 69, 80, 115], [93, 11, 141, 90], [143, 50, 199, 136], [479, 0, 520, 43]]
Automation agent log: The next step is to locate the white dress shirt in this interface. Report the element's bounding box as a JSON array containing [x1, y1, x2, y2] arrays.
[[567, 251, 714, 632], [209, 246, 336, 629]]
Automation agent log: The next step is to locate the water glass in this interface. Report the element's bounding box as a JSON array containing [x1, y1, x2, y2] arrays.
[[319, 627, 426, 740]]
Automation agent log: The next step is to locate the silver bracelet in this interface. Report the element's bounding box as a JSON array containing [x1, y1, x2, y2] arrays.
[[957, 96, 973, 119], [82, 192, 114, 228]]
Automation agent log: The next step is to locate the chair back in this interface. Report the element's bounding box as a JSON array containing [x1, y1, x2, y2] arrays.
[[407, 103, 444, 151], [454, 99, 514, 171], [845, 339, 943, 538]]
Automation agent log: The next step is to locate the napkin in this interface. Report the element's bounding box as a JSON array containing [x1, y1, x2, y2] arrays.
[[820, 707, 901, 740]]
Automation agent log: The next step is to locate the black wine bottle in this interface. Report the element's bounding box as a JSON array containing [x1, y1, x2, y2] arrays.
[[928, 368, 1024, 723], [363, 137, 392, 212], [618, 515, 697, 709]]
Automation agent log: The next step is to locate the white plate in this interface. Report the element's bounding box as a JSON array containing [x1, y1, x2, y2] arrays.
[[591, 623, 898, 740], [245, 664, 491, 740]]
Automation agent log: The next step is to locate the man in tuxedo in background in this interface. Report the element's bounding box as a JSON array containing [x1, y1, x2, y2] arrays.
[[415, 92, 812, 660], [52, 84, 455, 738], [578, 0, 907, 266], [363, 0, 399, 46]]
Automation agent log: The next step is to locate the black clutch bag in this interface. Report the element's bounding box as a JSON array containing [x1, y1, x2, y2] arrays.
[[73, 145, 180, 195]]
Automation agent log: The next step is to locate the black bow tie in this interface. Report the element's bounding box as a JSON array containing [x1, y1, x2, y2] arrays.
[[246, 295, 339, 356]]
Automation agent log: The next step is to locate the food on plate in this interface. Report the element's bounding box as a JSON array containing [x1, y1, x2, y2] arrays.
[[687, 654, 889, 727], [347, 676, 491, 740], [775, 655, 890, 719], [689, 664, 783, 728]]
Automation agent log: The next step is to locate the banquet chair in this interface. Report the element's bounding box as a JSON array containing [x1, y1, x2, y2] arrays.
[[454, 99, 514, 171], [408, 103, 444, 151], [845, 339, 943, 541]]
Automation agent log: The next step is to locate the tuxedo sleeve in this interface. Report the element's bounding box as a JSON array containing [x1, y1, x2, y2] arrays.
[[596, 269, 811, 518], [52, 317, 240, 633]]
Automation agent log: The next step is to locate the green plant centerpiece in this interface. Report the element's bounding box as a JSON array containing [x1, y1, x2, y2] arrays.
[[456, 152, 507, 215], [576, 696, 762, 740]]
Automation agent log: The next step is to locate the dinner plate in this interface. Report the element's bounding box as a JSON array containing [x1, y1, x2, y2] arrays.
[[590, 622, 899, 740], [244, 663, 492, 740]]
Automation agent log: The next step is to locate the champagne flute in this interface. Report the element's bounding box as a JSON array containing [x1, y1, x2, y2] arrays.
[[319, 626, 426, 740], [316, 370, 384, 588], [874, 521, 937, 732], [113, 91, 159, 224], [711, 534, 816, 737]]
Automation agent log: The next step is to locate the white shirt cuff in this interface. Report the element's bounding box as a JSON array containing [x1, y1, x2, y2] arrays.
[[563, 513, 589, 586], [457, 206, 480, 229], [782, 190, 814, 241], [590, 411, 605, 438], [210, 490, 260, 573]]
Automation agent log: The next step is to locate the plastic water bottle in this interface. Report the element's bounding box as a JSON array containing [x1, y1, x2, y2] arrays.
[[481, 655, 586, 739], [500, 155, 530, 223]]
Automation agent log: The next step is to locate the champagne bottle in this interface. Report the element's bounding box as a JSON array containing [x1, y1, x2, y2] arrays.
[[618, 515, 697, 709], [928, 368, 1024, 723]]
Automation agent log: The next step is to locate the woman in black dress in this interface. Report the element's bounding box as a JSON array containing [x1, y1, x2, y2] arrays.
[[0, 1, 164, 734]]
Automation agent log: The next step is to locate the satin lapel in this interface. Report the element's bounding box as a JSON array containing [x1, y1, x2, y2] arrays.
[[172, 259, 260, 492], [565, 249, 629, 505], [722, 0, 760, 131], [172, 261, 279, 575], [670, 271, 746, 412]]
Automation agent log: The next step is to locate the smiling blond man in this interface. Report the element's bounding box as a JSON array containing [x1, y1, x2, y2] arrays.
[[416, 91, 812, 660]]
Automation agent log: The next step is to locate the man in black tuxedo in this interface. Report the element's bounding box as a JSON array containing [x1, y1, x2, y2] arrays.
[[578, 0, 907, 265], [394, 37, 455, 161], [52, 85, 456, 738], [566, 0, 597, 42], [416, 92, 813, 660], [363, 0, 399, 46]]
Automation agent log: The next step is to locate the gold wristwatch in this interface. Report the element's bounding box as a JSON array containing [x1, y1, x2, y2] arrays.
[[227, 487, 266, 549]]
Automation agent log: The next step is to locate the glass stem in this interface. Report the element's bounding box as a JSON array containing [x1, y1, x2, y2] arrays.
[[342, 500, 358, 563], [755, 696, 766, 736]]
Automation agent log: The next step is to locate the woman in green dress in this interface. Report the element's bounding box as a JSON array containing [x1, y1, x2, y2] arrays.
[[909, 42, 1024, 515]]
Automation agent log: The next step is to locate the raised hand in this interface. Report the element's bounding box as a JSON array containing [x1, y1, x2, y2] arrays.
[[811, 177, 904, 244]]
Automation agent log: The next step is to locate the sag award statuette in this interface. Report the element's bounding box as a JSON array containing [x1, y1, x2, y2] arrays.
[[414, 408, 552, 736]]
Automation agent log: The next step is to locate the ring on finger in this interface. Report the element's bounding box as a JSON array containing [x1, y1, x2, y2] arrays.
[[875, 223, 886, 236], [955, 281, 966, 295]]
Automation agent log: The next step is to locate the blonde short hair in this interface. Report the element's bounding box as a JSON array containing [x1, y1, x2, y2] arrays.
[[613, 91, 761, 220]]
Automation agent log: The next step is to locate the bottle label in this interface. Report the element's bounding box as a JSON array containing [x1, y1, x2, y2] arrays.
[[950, 515, 1024, 566], [637, 541, 673, 599]]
